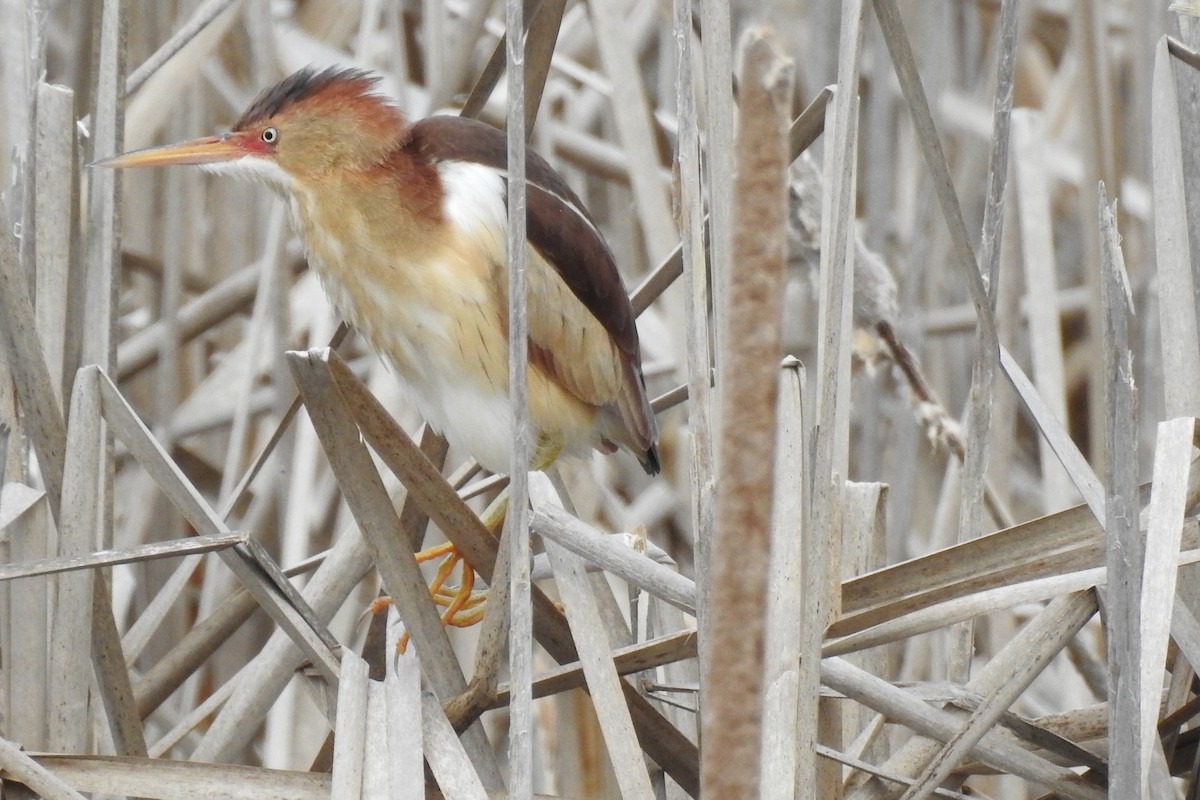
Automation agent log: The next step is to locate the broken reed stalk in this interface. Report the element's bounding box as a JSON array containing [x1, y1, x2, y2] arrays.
[[1100, 184, 1143, 797], [700, 29, 793, 800]]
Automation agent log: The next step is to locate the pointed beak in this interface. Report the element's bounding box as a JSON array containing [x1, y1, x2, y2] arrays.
[[93, 135, 247, 169]]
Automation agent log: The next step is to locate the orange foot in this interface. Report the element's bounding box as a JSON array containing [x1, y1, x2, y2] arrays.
[[371, 481, 515, 654], [372, 542, 489, 653]]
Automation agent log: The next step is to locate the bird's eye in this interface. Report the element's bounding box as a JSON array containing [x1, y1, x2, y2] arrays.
[[261, 127, 278, 144]]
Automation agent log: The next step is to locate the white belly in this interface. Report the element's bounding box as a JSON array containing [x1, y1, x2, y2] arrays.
[[405, 369, 520, 474]]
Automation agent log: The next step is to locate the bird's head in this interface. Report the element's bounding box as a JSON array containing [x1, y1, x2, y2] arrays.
[[97, 67, 407, 189]]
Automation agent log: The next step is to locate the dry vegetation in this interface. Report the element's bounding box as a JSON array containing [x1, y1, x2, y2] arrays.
[[1, 0, 1199, 798]]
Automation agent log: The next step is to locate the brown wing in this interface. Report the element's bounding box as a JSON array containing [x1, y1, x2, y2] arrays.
[[406, 115, 659, 473]]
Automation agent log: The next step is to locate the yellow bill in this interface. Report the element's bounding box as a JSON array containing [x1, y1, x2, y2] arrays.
[[93, 136, 246, 169]]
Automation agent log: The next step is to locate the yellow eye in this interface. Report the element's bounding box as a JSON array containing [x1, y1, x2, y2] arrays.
[[261, 127, 279, 144]]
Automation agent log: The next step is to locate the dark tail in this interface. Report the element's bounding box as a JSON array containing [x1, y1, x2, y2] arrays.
[[639, 443, 661, 475]]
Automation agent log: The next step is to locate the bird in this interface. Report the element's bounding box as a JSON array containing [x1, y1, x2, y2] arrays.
[[99, 66, 660, 632]]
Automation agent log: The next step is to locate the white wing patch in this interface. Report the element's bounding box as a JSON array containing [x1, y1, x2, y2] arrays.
[[436, 160, 607, 254], [438, 161, 507, 262]]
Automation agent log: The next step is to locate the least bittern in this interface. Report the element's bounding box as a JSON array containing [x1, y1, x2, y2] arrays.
[[100, 67, 660, 642]]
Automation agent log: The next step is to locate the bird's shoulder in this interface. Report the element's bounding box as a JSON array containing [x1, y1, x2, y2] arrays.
[[404, 115, 639, 359], [404, 115, 587, 217]]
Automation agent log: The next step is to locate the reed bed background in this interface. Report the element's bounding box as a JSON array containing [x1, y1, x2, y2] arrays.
[[1, 0, 1197, 797]]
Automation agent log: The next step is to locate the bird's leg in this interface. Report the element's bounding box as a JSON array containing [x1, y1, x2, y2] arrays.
[[429, 436, 562, 626], [532, 435, 565, 473], [393, 436, 564, 651], [477, 485, 511, 533]]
